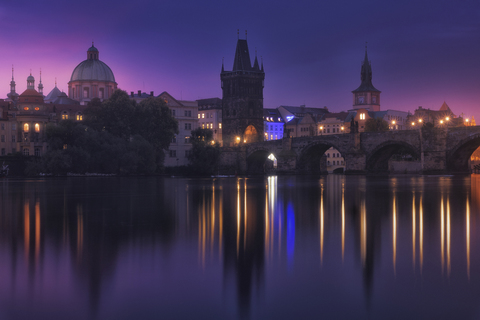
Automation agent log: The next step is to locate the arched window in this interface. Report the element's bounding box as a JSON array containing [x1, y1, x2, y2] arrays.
[[35, 123, 40, 132], [24, 123, 29, 132]]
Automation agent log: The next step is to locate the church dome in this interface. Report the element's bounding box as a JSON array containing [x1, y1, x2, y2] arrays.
[[69, 44, 116, 83]]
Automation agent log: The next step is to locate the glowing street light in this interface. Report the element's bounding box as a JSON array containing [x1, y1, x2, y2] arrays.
[[440, 120, 444, 124], [411, 122, 415, 126], [418, 119, 423, 123]]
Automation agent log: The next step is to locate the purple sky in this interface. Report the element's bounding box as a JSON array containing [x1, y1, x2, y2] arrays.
[[1, 0, 479, 119]]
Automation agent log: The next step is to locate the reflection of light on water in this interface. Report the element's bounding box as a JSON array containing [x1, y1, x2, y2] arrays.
[[342, 183, 345, 262], [244, 179, 247, 250], [35, 201, 41, 263], [24, 200, 30, 263], [466, 196, 470, 280], [237, 179, 240, 257], [447, 197, 451, 277], [392, 193, 396, 275], [441, 195, 445, 275], [420, 195, 423, 274], [361, 199, 366, 267], [287, 203, 295, 268], [320, 185, 324, 265], [412, 193, 416, 271]]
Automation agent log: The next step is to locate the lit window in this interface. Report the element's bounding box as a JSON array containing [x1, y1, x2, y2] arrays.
[[34, 107, 40, 111], [35, 123, 40, 132], [219, 123, 222, 129], [23, 107, 29, 111], [198, 114, 201, 119], [360, 113, 366, 120], [63, 144, 67, 150], [202, 113, 205, 119], [77, 114, 83, 121], [24, 123, 29, 132], [202, 123, 205, 129]]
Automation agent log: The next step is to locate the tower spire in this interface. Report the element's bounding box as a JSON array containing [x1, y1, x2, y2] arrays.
[[38, 68, 44, 95]]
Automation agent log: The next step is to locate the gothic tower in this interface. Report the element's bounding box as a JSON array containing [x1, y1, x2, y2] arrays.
[[352, 46, 381, 112], [221, 36, 265, 146]]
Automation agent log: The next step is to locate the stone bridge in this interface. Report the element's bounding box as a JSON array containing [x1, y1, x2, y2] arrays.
[[219, 126, 480, 174]]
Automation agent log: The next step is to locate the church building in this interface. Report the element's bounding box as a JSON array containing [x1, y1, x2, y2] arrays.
[[352, 46, 381, 112]]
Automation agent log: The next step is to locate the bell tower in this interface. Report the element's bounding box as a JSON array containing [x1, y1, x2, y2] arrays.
[[352, 45, 381, 112], [221, 34, 265, 146]]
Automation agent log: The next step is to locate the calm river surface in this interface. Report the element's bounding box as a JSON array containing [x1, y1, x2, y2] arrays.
[[1, 175, 480, 319]]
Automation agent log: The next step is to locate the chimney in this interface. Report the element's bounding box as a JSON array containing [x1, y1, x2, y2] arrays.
[[150, 91, 154, 96], [138, 90, 141, 97], [130, 92, 134, 97]]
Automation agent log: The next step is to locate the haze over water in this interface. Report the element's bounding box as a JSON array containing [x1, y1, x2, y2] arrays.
[[1, 175, 480, 319]]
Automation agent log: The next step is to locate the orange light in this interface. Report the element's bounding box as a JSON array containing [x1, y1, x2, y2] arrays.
[[446, 117, 450, 121], [411, 122, 415, 126], [440, 120, 444, 124], [419, 119, 423, 123]]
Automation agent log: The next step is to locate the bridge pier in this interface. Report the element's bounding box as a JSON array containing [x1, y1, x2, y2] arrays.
[[344, 152, 367, 174]]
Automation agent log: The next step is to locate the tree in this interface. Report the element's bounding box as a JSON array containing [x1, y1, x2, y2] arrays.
[[187, 128, 221, 175], [364, 117, 389, 132]]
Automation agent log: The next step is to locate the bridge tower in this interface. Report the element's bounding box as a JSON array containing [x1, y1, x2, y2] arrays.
[[352, 45, 381, 112], [221, 35, 265, 146]]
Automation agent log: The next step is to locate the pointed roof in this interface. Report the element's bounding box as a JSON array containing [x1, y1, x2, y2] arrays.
[[233, 39, 252, 71], [45, 85, 62, 102], [439, 101, 452, 113], [352, 46, 380, 93]]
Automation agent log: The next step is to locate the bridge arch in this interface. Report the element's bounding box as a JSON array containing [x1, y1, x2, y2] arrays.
[[297, 141, 346, 174], [246, 146, 278, 174], [447, 133, 480, 172], [366, 140, 420, 172]]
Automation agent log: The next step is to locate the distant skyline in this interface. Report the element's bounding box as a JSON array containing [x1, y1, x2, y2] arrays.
[[1, 0, 479, 119]]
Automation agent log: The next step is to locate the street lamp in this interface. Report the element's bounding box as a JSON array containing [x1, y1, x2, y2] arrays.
[[411, 122, 415, 126], [319, 126, 323, 135], [392, 120, 396, 130], [341, 126, 344, 132]]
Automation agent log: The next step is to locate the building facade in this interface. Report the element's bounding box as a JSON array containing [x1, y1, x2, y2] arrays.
[[221, 38, 264, 146], [197, 98, 223, 144], [159, 92, 198, 167]]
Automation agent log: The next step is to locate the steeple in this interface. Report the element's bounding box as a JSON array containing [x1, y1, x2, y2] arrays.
[[232, 38, 253, 71], [87, 42, 99, 60], [7, 66, 19, 101], [253, 49, 260, 70], [352, 44, 381, 112], [38, 69, 44, 95], [27, 71, 35, 90]]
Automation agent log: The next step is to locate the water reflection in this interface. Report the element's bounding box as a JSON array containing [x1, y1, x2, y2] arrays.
[[1, 175, 480, 319]]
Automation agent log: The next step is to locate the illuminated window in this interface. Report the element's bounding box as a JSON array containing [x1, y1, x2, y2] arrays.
[[198, 114, 201, 119], [219, 123, 222, 129], [202, 123, 205, 129], [63, 144, 67, 150], [360, 113, 366, 120], [34, 123, 40, 132], [24, 123, 29, 132], [77, 114, 83, 121], [202, 113, 205, 119], [23, 107, 29, 111], [34, 107, 40, 111]]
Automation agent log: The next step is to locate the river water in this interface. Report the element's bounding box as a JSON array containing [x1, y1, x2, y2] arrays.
[[1, 175, 480, 319]]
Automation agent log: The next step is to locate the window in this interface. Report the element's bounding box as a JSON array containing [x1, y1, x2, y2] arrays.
[[62, 112, 68, 120], [185, 136, 190, 143], [202, 123, 205, 129], [202, 113, 205, 119], [77, 114, 83, 121], [12, 135, 15, 143], [185, 110, 192, 117], [24, 123, 29, 132], [327, 153, 330, 157], [198, 114, 201, 119], [337, 153, 340, 157], [360, 113, 366, 120], [35, 148, 41, 157], [35, 123, 40, 132], [23, 148, 29, 156], [327, 161, 330, 165], [219, 123, 222, 129], [185, 123, 191, 130], [83, 87, 89, 98], [169, 150, 177, 157], [333, 153, 335, 158], [1, 148, 4, 156], [12, 124, 16, 130], [171, 109, 176, 116], [99, 88, 104, 99]]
